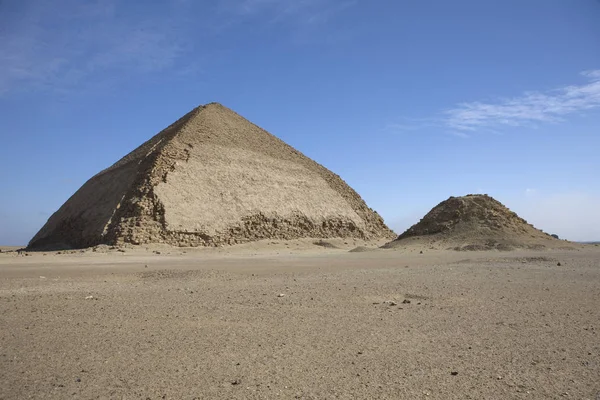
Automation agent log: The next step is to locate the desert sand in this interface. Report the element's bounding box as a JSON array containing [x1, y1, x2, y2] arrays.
[[1, 242, 598, 399]]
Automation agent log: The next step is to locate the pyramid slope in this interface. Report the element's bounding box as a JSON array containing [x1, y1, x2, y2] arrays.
[[384, 194, 567, 251], [29, 103, 394, 249]]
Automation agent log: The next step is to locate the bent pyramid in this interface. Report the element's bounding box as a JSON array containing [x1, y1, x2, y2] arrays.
[[384, 194, 564, 251], [29, 103, 395, 249]]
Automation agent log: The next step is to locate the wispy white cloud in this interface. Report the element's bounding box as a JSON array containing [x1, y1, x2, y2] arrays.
[[304, 0, 357, 25], [388, 70, 600, 135], [446, 70, 600, 132], [0, 0, 186, 94], [219, 0, 357, 26], [0, 0, 356, 95], [385, 118, 470, 138]]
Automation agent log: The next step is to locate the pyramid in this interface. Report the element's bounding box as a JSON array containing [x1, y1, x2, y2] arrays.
[[383, 194, 564, 251], [29, 103, 395, 249]]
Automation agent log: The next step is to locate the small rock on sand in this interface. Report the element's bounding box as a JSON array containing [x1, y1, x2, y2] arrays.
[[349, 246, 373, 253]]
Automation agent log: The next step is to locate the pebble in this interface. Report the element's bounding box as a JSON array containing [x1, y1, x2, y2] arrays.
[[277, 293, 285, 297], [402, 299, 411, 304], [450, 371, 458, 376]]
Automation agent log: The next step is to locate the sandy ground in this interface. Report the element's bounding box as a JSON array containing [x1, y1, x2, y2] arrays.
[[1, 241, 599, 399]]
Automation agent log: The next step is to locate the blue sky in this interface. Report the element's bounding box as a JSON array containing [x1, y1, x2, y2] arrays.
[[1, 0, 599, 245]]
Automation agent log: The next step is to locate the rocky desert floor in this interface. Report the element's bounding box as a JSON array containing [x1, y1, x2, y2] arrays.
[[1, 241, 599, 399]]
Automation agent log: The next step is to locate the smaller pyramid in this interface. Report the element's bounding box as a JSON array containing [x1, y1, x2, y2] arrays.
[[384, 194, 565, 251]]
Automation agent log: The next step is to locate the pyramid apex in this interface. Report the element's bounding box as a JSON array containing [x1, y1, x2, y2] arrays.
[[203, 102, 227, 108]]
